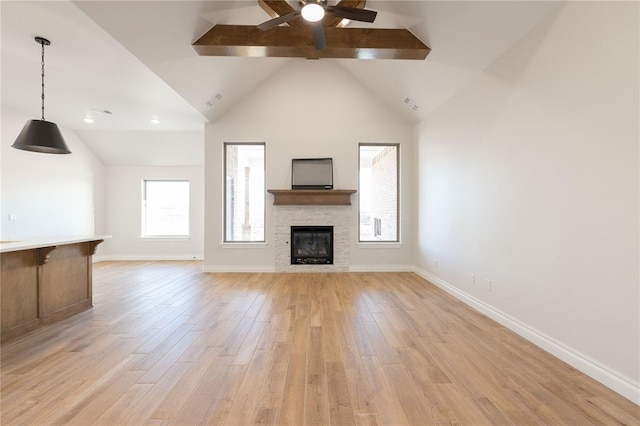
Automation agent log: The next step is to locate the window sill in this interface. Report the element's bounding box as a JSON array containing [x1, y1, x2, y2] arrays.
[[219, 242, 267, 249], [357, 242, 403, 249], [140, 236, 191, 241]]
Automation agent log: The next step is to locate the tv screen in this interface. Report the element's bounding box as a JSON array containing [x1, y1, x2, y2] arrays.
[[291, 158, 333, 190]]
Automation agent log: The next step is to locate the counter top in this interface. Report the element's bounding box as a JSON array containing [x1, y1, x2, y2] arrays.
[[0, 236, 111, 253]]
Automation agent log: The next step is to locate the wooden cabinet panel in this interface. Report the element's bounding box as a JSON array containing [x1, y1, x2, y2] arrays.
[[0, 250, 39, 333], [0, 240, 102, 342], [41, 244, 89, 316]]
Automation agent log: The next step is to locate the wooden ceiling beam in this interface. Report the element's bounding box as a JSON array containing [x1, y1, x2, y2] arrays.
[[192, 25, 430, 60], [258, 0, 302, 26]]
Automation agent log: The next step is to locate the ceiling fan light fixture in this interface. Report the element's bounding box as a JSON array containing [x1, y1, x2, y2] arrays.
[[301, 3, 324, 22]]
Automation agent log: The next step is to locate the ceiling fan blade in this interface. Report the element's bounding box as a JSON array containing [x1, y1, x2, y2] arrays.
[[311, 23, 326, 49], [326, 6, 377, 23], [257, 11, 301, 31]]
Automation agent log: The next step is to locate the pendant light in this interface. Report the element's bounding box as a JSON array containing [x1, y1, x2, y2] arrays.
[[12, 37, 71, 154]]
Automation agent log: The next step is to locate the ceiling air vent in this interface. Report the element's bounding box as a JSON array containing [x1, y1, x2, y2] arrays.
[[402, 96, 420, 113], [205, 92, 224, 108]]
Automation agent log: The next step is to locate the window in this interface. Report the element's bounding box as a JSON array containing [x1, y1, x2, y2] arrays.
[[359, 144, 399, 242], [224, 143, 265, 242], [142, 180, 189, 237]]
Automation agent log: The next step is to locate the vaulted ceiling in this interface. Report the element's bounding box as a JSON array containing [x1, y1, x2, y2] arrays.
[[1, 1, 562, 166]]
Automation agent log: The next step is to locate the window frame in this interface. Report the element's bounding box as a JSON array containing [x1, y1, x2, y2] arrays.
[[358, 143, 400, 243], [141, 179, 190, 239], [223, 142, 266, 243]]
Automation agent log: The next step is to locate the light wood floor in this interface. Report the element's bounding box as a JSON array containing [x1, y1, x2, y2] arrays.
[[1, 261, 638, 425]]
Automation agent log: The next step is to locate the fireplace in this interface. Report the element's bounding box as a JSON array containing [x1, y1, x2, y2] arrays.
[[291, 226, 333, 265]]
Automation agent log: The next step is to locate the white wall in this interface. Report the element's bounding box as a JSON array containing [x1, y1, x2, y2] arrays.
[[415, 2, 639, 402], [1, 107, 105, 240], [205, 60, 414, 271], [100, 166, 204, 260]]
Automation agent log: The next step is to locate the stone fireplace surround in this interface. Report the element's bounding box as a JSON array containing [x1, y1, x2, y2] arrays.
[[270, 190, 355, 272]]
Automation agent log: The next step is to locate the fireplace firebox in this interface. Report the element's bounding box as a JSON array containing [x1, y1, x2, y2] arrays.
[[290, 226, 333, 264]]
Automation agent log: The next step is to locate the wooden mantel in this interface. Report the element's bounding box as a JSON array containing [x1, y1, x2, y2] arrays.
[[268, 189, 357, 206]]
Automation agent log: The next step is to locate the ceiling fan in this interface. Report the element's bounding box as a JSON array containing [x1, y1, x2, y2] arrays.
[[192, 0, 430, 60], [257, 0, 378, 49]]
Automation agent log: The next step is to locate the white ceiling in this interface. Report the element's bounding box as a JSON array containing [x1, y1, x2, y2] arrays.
[[1, 0, 562, 166]]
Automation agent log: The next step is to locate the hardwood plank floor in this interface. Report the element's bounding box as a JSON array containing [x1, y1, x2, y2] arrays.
[[1, 261, 638, 425]]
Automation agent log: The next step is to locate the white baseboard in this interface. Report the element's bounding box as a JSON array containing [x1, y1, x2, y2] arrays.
[[349, 265, 415, 272], [203, 265, 415, 273], [202, 265, 276, 273], [413, 267, 640, 405], [95, 254, 203, 262]]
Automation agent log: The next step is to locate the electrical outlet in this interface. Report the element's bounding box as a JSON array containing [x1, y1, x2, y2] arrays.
[[435, 259, 439, 268], [485, 279, 492, 291], [470, 273, 476, 285], [8, 214, 18, 222], [379, 250, 386, 257]]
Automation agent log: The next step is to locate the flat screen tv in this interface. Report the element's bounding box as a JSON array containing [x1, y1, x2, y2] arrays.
[[291, 158, 333, 190]]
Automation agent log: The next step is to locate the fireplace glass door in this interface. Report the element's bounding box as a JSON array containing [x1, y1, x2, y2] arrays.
[[290, 226, 333, 264]]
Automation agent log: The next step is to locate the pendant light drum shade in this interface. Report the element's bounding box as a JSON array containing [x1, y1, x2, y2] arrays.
[[11, 36, 71, 155], [12, 119, 70, 154]]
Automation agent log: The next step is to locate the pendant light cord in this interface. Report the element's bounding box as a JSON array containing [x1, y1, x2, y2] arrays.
[[40, 39, 45, 121]]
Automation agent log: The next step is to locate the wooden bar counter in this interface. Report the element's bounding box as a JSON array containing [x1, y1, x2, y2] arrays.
[[0, 236, 107, 342]]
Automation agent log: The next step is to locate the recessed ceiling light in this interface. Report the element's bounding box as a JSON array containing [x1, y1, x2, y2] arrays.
[[151, 118, 160, 124], [83, 117, 94, 123]]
